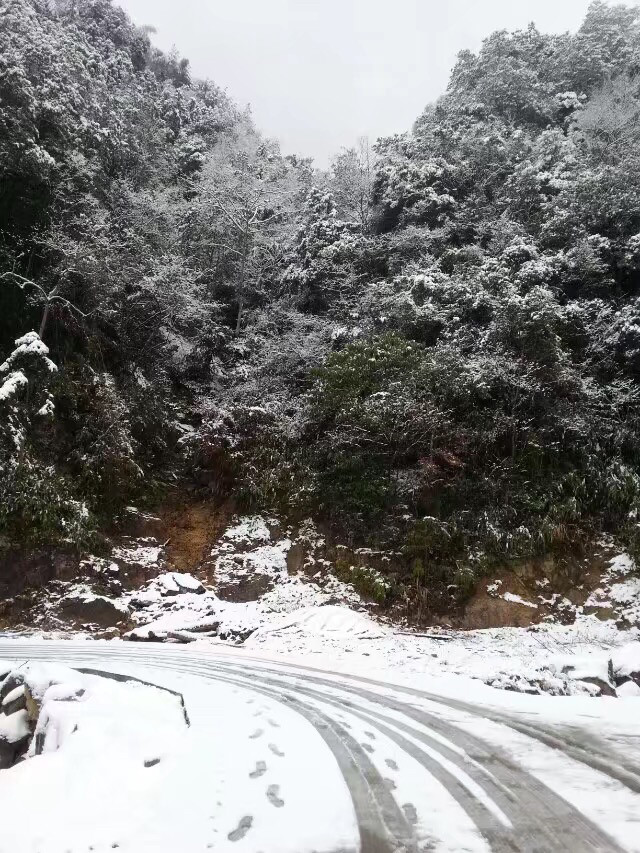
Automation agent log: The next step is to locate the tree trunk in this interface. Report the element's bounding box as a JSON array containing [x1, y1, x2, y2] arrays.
[[39, 285, 59, 340], [235, 291, 244, 335], [235, 243, 248, 336], [39, 301, 51, 340]]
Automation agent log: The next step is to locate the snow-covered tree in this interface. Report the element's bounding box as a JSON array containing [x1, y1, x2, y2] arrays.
[[0, 332, 57, 458]]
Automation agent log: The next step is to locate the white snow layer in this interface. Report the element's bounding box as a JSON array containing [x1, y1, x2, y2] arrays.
[[0, 662, 193, 853]]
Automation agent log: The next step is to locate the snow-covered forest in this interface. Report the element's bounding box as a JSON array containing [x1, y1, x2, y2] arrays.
[[3, 0, 640, 617]]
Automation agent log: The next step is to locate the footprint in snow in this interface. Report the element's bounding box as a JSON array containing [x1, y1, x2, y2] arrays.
[[249, 728, 264, 739], [228, 815, 253, 842], [268, 743, 285, 757], [361, 743, 375, 754], [267, 718, 280, 728], [385, 758, 399, 771], [266, 784, 284, 808], [384, 777, 397, 791], [250, 761, 267, 779]]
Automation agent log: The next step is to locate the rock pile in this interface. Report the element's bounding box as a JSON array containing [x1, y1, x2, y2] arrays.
[[0, 665, 84, 768], [485, 641, 640, 697]]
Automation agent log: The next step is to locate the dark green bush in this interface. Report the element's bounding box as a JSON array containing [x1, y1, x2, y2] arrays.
[[0, 461, 93, 548]]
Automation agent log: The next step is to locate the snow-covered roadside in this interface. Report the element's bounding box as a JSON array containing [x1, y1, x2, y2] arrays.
[[1, 640, 640, 853], [3, 524, 639, 852], [241, 606, 639, 694], [135, 518, 640, 698], [0, 662, 198, 851], [206, 628, 640, 778], [0, 657, 359, 853], [42, 572, 640, 699], [6, 514, 640, 701], [125, 558, 640, 699]]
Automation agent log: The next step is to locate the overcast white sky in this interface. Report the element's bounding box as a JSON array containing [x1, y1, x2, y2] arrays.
[[117, 0, 594, 165]]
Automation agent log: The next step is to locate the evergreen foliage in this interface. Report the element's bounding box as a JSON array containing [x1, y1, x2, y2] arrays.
[[3, 0, 640, 607]]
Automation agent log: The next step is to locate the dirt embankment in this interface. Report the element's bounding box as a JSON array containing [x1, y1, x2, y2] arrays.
[[161, 499, 235, 574], [0, 498, 635, 635], [431, 544, 629, 630]]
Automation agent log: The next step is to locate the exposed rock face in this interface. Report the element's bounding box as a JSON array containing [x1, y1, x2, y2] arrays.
[[117, 507, 166, 541], [208, 518, 288, 603], [441, 544, 640, 631], [57, 595, 130, 628], [216, 573, 274, 603], [455, 592, 542, 630], [156, 572, 205, 596], [285, 541, 306, 574], [1, 504, 637, 643], [0, 548, 78, 600], [111, 537, 170, 587]]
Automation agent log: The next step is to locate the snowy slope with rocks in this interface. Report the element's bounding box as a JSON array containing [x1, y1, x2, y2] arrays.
[[123, 516, 365, 642], [3, 514, 638, 700]]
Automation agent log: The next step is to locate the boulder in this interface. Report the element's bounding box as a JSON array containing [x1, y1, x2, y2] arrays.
[[2, 684, 26, 716], [58, 594, 130, 628], [156, 573, 180, 595], [611, 642, 640, 687], [119, 507, 165, 539], [562, 659, 617, 696], [155, 572, 205, 596], [576, 676, 617, 697], [172, 573, 205, 595], [216, 573, 273, 602], [617, 680, 640, 698], [24, 686, 40, 722], [0, 738, 16, 769], [286, 541, 306, 574], [0, 709, 31, 769], [97, 627, 121, 640], [0, 672, 25, 704]]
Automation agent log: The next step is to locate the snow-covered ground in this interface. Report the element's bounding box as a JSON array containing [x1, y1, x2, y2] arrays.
[[11, 516, 640, 699], [0, 639, 639, 853], [115, 517, 640, 697], [2, 512, 640, 850], [0, 661, 193, 851], [240, 605, 640, 697]]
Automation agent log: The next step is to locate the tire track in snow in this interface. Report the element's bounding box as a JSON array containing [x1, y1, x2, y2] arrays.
[[214, 661, 622, 853], [14, 647, 408, 853], [175, 665, 416, 853], [96, 652, 625, 851], [242, 656, 640, 796], [0, 643, 635, 852]]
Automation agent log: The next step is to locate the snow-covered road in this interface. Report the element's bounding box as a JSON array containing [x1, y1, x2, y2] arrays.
[[1, 640, 639, 853]]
